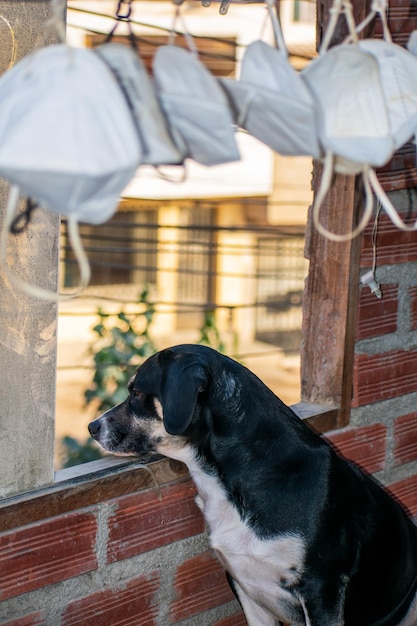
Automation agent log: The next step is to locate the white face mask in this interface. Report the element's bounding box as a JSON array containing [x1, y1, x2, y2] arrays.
[[302, 44, 394, 172], [358, 39, 417, 153], [0, 44, 141, 223], [0, 44, 141, 299], [353, 38, 417, 235], [301, 0, 417, 241], [95, 42, 186, 167], [220, 0, 320, 159], [221, 40, 321, 159], [153, 44, 240, 167]]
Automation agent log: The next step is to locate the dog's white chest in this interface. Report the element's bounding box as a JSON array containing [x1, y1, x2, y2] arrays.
[[189, 463, 306, 619]]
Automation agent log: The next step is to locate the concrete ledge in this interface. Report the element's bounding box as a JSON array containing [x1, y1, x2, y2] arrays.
[[0, 457, 188, 532], [0, 403, 339, 532], [292, 401, 339, 433]]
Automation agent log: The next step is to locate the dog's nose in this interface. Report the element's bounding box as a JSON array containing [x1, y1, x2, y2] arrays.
[[88, 420, 100, 437]]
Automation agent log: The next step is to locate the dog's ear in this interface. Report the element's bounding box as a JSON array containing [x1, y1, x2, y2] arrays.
[[159, 351, 207, 435]]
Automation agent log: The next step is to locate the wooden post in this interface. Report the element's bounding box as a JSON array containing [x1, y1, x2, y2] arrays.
[[0, 1, 60, 497], [301, 0, 373, 426]]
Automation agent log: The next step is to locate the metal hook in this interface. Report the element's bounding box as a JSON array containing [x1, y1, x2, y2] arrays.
[[106, 0, 136, 43], [219, 0, 230, 14], [115, 0, 132, 20], [10, 198, 39, 235]]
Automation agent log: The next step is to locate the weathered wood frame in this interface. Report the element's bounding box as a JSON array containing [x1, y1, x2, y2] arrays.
[[0, 0, 376, 500], [300, 0, 374, 430]]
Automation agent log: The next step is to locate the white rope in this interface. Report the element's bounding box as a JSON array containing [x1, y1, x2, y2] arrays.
[[345, 0, 392, 44], [45, 0, 66, 42], [168, 4, 199, 56], [265, 0, 287, 58], [320, 0, 359, 53], [313, 154, 374, 242]]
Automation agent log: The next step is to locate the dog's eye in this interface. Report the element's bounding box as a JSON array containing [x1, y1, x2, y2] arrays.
[[132, 390, 144, 399]]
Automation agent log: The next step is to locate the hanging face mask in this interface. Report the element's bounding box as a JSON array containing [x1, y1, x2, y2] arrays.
[[302, 0, 417, 240], [302, 45, 394, 173], [220, 0, 320, 158], [408, 30, 417, 56], [95, 42, 186, 167], [152, 9, 240, 167], [339, 0, 417, 156], [357, 39, 417, 154], [299, 0, 409, 241], [354, 37, 417, 235], [0, 44, 142, 299]]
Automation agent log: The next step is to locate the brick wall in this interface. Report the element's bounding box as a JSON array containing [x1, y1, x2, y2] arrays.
[[0, 459, 244, 625], [2, 194, 417, 625], [324, 195, 417, 519]]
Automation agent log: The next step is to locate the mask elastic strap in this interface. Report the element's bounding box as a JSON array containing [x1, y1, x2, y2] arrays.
[[104, 0, 143, 56], [346, 0, 392, 44], [368, 169, 417, 232], [320, 0, 358, 54], [264, 0, 287, 57], [168, 2, 199, 57], [154, 164, 187, 184], [44, 0, 67, 43], [313, 153, 374, 241], [0, 185, 91, 301]]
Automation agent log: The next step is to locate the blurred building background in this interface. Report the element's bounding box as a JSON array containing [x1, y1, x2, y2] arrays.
[[56, 0, 316, 466]]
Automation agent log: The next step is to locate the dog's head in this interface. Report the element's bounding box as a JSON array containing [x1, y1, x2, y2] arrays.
[[88, 344, 227, 462]]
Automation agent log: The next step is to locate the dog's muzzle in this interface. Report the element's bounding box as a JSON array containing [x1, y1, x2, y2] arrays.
[[88, 418, 101, 439]]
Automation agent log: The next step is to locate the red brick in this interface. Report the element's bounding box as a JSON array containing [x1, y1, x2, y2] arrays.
[[360, 212, 417, 268], [170, 551, 234, 623], [409, 286, 417, 331], [394, 412, 417, 466], [325, 424, 386, 473], [214, 614, 247, 626], [0, 512, 97, 601], [108, 479, 204, 563], [352, 349, 417, 407], [386, 475, 417, 518], [356, 284, 398, 339], [376, 143, 417, 193], [62, 572, 159, 626], [0, 613, 45, 626]]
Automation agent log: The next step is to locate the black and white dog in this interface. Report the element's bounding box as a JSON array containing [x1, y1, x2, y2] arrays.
[[88, 344, 417, 626]]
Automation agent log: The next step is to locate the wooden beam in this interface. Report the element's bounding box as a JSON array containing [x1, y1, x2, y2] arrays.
[[301, 0, 373, 426]]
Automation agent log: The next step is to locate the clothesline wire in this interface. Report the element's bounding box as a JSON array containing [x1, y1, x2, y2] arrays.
[[68, 4, 241, 46], [67, 4, 315, 62], [67, 21, 241, 61]]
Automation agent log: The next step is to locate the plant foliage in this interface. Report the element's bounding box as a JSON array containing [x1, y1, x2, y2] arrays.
[[59, 295, 230, 468], [84, 288, 157, 413], [60, 435, 103, 468]]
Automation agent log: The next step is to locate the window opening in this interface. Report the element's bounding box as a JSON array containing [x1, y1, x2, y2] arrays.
[[61, 210, 158, 288], [293, 0, 316, 23], [56, 207, 309, 468], [177, 205, 216, 328], [57, 0, 317, 469], [255, 234, 308, 353]]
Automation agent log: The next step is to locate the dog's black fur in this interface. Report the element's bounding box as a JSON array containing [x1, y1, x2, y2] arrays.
[[89, 344, 417, 626]]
